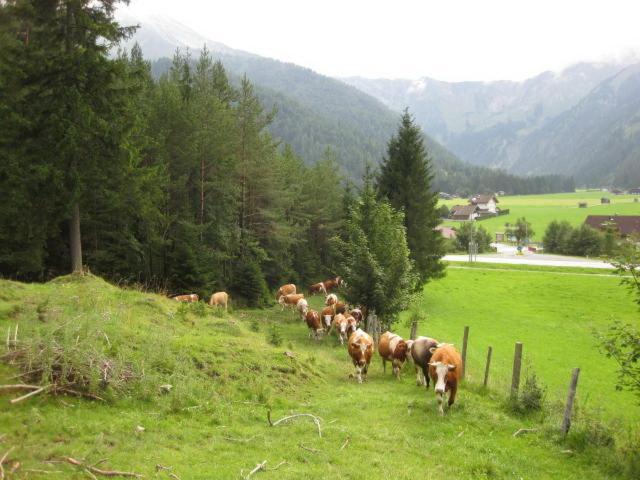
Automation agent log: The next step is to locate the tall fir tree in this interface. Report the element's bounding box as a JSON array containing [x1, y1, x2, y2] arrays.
[[377, 109, 445, 286]]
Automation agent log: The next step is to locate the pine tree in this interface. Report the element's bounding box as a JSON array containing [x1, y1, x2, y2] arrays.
[[377, 110, 445, 286]]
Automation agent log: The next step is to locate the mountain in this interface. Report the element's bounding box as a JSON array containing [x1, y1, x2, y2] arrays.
[[512, 63, 640, 187], [118, 10, 572, 194], [344, 62, 640, 187]]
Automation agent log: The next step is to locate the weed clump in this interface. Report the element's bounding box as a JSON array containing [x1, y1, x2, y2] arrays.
[[267, 324, 283, 347], [508, 371, 546, 415]]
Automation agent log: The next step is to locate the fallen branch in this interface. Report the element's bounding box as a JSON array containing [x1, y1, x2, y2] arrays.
[[10, 385, 50, 404], [54, 388, 105, 402], [339, 436, 350, 451], [298, 443, 320, 454], [0, 384, 42, 394], [155, 464, 180, 480], [265, 461, 287, 472], [513, 428, 538, 437], [0, 447, 15, 480], [241, 460, 266, 480], [267, 410, 322, 437], [64, 457, 143, 478], [222, 435, 258, 443]]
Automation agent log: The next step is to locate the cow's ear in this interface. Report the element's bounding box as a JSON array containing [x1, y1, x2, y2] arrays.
[[429, 347, 437, 354], [448, 364, 457, 371]]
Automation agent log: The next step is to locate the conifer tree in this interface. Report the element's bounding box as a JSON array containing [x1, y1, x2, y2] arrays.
[[377, 110, 445, 286]]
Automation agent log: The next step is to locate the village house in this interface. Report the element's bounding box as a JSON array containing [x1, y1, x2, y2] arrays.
[[469, 193, 499, 215], [584, 215, 640, 236], [449, 204, 479, 221], [630, 187, 640, 195]]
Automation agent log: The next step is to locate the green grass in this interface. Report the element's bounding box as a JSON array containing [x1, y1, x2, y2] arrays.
[[440, 191, 640, 241], [0, 272, 638, 478]]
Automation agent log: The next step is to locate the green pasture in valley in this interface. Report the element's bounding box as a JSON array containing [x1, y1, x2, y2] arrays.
[[440, 191, 640, 241], [0, 269, 638, 479]]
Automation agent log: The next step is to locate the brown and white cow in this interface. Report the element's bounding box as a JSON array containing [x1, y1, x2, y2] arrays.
[[349, 308, 363, 325], [305, 310, 323, 340], [378, 331, 408, 379], [348, 329, 373, 384], [428, 344, 462, 415], [276, 283, 296, 300], [296, 298, 309, 319], [208, 291, 229, 311], [332, 313, 349, 345], [278, 293, 305, 311], [173, 293, 199, 303], [322, 276, 345, 292], [325, 293, 338, 307], [321, 306, 335, 331], [334, 301, 347, 315], [408, 336, 439, 387], [309, 282, 327, 295], [345, 314, 358, 338]]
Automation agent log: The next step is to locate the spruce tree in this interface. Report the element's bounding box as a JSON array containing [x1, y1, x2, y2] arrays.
[[377, 109, 445, 286]]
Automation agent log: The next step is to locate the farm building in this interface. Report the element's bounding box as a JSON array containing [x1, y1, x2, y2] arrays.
[[470, 194, 499, 215], [578, 202, 588, 208], [630, 187, 640, 195], [450, 204, 479, 221], [601, 197, 610, 204], [584, 215, 640, 236], [435, 226, 457, 239]]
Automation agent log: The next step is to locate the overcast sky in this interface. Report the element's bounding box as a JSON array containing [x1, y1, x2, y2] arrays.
[[120, 0, 640, 82]]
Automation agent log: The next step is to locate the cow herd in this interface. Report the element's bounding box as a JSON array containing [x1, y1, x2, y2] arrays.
[[276, 277, 462, 416], [172, 276, 462, 415]]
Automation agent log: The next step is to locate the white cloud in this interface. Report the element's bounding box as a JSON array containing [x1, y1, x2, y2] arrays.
[[119, 0, 640, 81]]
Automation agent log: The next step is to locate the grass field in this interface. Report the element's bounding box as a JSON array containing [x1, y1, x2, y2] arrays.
[[0, 269, 639, 478], [440, 191, 640, 241]]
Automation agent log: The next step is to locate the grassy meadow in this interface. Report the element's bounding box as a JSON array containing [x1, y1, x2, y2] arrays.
[[440, 191, 640, 241], [0, 267, 639, 479]]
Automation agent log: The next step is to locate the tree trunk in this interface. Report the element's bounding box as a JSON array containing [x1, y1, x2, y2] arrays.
[[70, 203, 83, 273], [200, 157, 205, 241]]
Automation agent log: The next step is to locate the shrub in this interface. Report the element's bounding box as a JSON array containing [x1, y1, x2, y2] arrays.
[[455, 222, 493, 253], [508, 369, 546, 415], [267, 324, 283, 347]]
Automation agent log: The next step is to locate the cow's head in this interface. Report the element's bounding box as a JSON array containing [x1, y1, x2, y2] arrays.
[[278, 296, 285, 306], [428, 359, 457, 394], [350, 340, 368, 366]]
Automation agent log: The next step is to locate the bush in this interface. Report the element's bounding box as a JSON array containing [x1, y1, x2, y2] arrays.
[[267, 324, 283, 347], [508, 370, 546, 415], [455, 222, 493, 252], [544, 221, 605, 256]]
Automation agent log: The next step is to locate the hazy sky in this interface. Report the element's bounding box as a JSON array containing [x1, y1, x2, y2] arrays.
[[120, 0, 640, 81]]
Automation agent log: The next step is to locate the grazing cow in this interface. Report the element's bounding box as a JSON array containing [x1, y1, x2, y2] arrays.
[[323, 276, 345, 292], [334, 301, 347, 315], [208, 291, 229, 311], [408, 336, 439, 387], [325, 293, 338, 307], [332, 313, 349, 345], [173, 294, 199, 303], [428, 344, 462, 415], [378, 331, 408, 379], [309, 282, 327, 295], [349, 308, 363, 325], [321, 306, 335, 331], [305, 310, 323, 340], [296, 298, 309, 319], [278, 293, 305, 311], [348, 329, 374, 383], [276, 284, 296, 300]]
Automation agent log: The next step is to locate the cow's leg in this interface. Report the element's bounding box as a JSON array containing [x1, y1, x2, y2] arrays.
[[382, 358, 386, 374], [415, 365, 422, 386], [436, 392, 444, 416], [363, 362, 369, 382], [422, 366, 430, 388], [448, 384, 457, 407], [355, 364, 363, 384]]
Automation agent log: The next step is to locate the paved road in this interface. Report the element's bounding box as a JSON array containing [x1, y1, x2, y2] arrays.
[[444, 251, 614, 269]]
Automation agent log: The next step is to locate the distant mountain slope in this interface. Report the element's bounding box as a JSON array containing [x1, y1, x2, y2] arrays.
[[512, 63, 640, 187]]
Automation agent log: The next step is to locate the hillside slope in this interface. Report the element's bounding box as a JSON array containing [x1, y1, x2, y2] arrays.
[[0, 274, 630, 478]]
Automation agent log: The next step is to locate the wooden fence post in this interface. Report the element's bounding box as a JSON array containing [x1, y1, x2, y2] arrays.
[[410, 320, 418, 340], [510, 342, 523, 400], [461, 326, 469, 380], [483, 346, 492, 387], [561, 368, 581, 435]]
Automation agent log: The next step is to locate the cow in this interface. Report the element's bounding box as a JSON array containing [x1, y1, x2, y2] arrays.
[[408, 336, 440, 387], [296, 298, 309, 319], [332, 313, 349, 345], [349, 308, 363, 325], [276, 284, 296, 300], [305, 310, 323, 340], [345, 314, 358, 337], [321, 306, 335, 331], [325, 293, 338, 307], [309, 282, 327, 295], [428, 344, 462, 416], [278, 293, 305, 311], [173, 294, 198, 303], [348, 329, 374, 384], [334, 301, 347, 315], [208, 291, 229, 311], [323, 276, 345, 292], [378, 331, 408, 379]]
